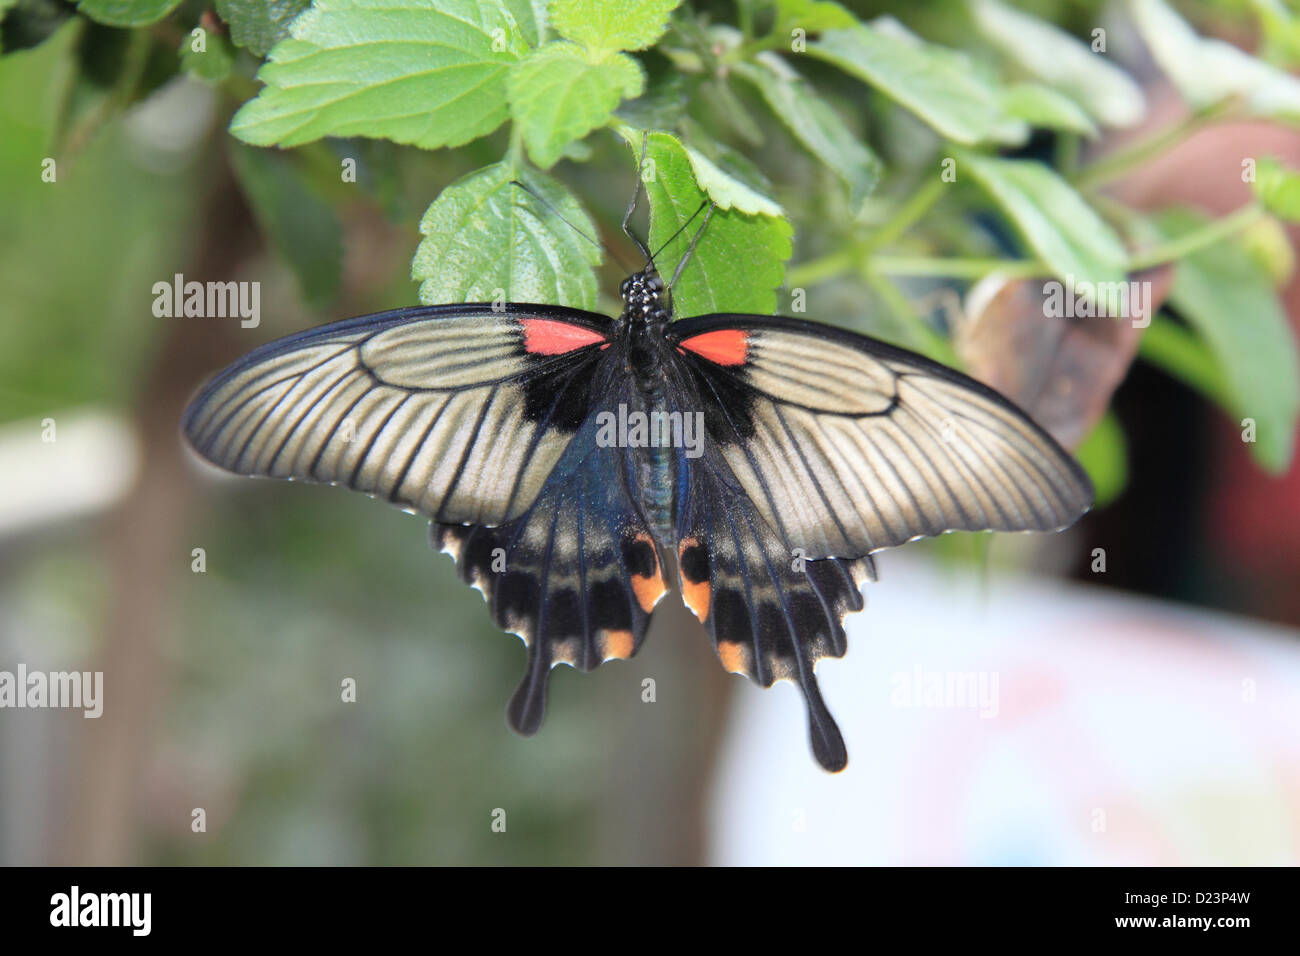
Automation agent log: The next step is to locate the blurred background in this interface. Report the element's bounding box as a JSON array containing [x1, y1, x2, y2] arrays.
[[2, 0, 1300, 865]]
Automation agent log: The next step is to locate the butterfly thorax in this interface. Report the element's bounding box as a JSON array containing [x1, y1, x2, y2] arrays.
[[618, 270, 671, 379]]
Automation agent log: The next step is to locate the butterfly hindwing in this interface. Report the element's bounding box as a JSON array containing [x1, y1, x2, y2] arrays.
[[670, 314, 1094, 559], [432, 379, 669, 736], [674, 442, 875, 772], [182, 304, 613, 526]]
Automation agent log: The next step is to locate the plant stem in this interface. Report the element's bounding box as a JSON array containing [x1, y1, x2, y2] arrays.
[[863, 177, 947, 253], [1128, 203, 1264, 270], [787, 178, 949, 285], [863, 270, 960, 365], [738, 0, 754, 41], [786, 249, 858, 287], [792, 204, 1263, 288], [506, 123, 525, 171], [870, 256, 1045, 279], [725, 33, 783, 63], [1073, 100, 1237, 190]]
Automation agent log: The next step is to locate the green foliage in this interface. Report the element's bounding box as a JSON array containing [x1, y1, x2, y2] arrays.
[[6, 0, 1300, 489], [215, 0, 312, 57], [1158, 208, 1300, 473], [957, 150, 1129, 293], [772, 0, 856, 34], [732, 58, 880, 213], [1074, 413, 1127, 508], [1133, 0, 1300, 118], [809, 20, 1025, 145], [178, 26, 234, 84], [621, 128, 790, 316], [229, 0, 526, 149], [998, 83, 1098, 139], [968, 0, 1145, 128], [76, 0, 180, 28], [509, 43, 643, 168], [230, 143, 344, 310], [411, 161, 602, 308], [1252, 156, 1300, 221], [550, 0, 680, 53]]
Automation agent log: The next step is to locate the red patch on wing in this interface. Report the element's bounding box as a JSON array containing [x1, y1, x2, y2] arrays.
[[521, 318, 607, 355], [677, 328, 749, 366]]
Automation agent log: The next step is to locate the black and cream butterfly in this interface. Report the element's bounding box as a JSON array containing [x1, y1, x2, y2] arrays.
[[182, 214, 1092, 772]]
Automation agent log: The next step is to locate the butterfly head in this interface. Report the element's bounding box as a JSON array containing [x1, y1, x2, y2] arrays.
[[619, 270, 670, 331]]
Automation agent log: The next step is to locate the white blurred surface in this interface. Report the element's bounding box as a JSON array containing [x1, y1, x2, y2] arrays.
[[708, 555, 1300, 865], [0, 410, 139, 537]]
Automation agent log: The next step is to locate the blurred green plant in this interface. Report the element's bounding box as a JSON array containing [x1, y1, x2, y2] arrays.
[[4, 0, 1300, 487]]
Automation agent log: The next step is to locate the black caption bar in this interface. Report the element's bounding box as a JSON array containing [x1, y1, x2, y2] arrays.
[[0, 866, 1289, 943]]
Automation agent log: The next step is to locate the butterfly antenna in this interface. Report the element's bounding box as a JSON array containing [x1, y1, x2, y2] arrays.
[[668, 202, 715, 291], [508, 178, 604, 250], [652, 198, 710, 261], [622, 132, 655, 266], [510, 178, 640, 274]]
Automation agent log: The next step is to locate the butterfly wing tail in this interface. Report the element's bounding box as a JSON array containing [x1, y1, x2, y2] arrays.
[[432, 426, 666, 737], [676, 456, 874, 772]]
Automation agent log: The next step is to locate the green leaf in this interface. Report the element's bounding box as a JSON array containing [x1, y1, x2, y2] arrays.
[[1139, 314, 1231, 407], [230, 144, 343, 310], [681, 141, 783, 216], [0, 0, 17, 18], [230, 0, 524, 149], [508, 42, 643, 169], [773, 0, 856, 33], [1073, 412, 1127, 507], [1133, 0, 1300, 118], [214, 0, 311, 58], [1158, 208, 1300, 472], [1253, 0, 1300, 68], [2, 0, 75, 54], [696, 76, 764, 145], [51, 18, 163, 156], [502, 0, 546, 47], [809, 19, 1023, 145], [411, 162, 601, 308], [179, 28, 234, 84], [734, 58, 880, 212], [617, 68, 689, 129], [1239, 213, 1295, 285], [999, 83, 1099, 138], [551, 0, 681, 53], [957, 150, 1129, 293], [76, 0, 180, 27], [1252, 156, 1300, 222], [969, 0, 1145, 128], [619, 129, 791, 316]]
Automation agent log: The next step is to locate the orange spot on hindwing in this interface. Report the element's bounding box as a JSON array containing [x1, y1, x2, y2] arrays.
[[626, 532, 667, 614], [677, 328, 749, 366], [520, 318, 607, 355], [678, 537, 711, 623], [600, 629, 635, 661], [717, 641, 750, 675]]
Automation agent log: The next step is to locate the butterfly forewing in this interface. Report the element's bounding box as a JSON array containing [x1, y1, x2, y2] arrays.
[[182, 304, 612, 526], [670, 314, 1094, 559]]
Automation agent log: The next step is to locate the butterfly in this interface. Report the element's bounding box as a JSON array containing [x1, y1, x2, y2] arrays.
[[181, 193, 1092, 772]]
